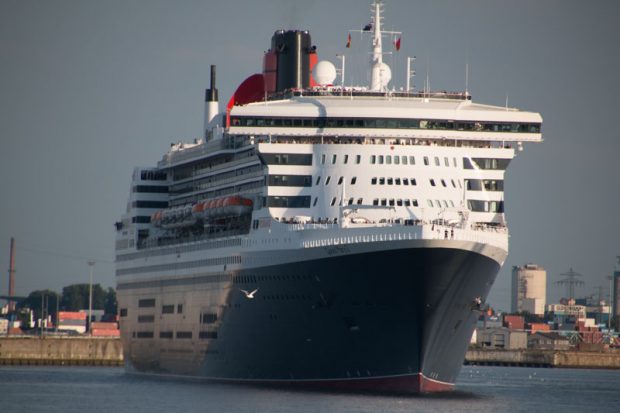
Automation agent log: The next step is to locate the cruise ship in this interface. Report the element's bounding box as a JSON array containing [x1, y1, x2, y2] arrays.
[[115, 2, 542, 393]]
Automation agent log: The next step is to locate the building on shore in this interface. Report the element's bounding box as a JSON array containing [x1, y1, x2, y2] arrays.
[[477, 327, 527, 350], [511, 263, 546, 315], [528, 332, 571, 350]]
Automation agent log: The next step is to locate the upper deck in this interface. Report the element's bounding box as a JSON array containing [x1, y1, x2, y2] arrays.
[[227, 91, 542, 143]]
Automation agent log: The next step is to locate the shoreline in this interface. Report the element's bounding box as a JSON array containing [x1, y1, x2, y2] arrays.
[[2, 337, 619, 370]]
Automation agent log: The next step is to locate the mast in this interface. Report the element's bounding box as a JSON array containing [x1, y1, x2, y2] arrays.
[[369, 1, 383, 91]]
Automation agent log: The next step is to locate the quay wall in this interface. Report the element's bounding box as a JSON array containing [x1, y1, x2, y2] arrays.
[[0, 337, 123, 366], [465, 349, 620, 368]]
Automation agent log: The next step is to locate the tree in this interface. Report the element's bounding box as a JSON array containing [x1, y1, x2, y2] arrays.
[[16, 290, 60, 327], [60, 283, 106, 311], [104, 287, 117, 316]]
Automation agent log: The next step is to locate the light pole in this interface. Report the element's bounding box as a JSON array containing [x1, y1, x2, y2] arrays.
[[88, 260, 95, 335]]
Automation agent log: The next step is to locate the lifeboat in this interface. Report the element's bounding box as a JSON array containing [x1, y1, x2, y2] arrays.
[[151, 210, 164, 227], [191, 200, 208, 219], [212, 198, 226, 217], [222, 196, 253, 216]]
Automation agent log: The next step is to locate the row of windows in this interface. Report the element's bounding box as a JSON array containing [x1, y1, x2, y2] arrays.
[[140, 170, 167, 181], [320, 153, 362, 165], [259, 154, 511, 172], [267, 196, 311, 208], [268, 174, 312, 187], [230, 116, 541, 134], [466, 179, 504, 191], [463, 158, 511, 170], [131, 216, 151, 224], [162, 304, 183, 314], [370, 154, 460, 168], [135, 331, 218, 340], [132, 185, 168, 194], [132, 200, 169, 209], [316, 176, 357, 186], [117, 238, 242, 262], [262, 153, 313, 165], [372, 198, 421, 207], [467, 200, 505, 213], [138, 299, 155, 308], [137, 315, 155, 323], [372, 177, 417, 186], [202, 313, 218, 324], [170, 163, 263, 195], [116, 255, 242, 276]]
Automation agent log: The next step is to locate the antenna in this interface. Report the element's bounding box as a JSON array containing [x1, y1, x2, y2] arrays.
[[555, 267, 585, 301], [465, 63, 469, 95], [406, 56, 416, 93], [336, 54, 346, 89]]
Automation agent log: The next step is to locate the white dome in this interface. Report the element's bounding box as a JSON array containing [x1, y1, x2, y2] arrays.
[[378, 62, 392, 88], [312, 60, 337, 86]]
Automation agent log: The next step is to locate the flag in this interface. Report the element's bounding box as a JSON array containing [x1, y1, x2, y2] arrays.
[[363, 23, 372, 31], [394, 37, 401, 51], [346, 33, 351, 48]]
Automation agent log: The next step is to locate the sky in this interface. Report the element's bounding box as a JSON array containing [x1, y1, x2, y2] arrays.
[[0, 0, 619, 311]]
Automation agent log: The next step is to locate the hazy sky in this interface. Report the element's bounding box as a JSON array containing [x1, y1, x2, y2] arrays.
[[1, 0, 619, 310]]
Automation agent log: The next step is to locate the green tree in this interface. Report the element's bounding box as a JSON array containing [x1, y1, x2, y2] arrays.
[[104, 287, 117, 316], [60, 283, 106, 311], [16, 290, 60, 327]]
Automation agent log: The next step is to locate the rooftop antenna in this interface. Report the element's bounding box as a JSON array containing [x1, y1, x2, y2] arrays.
[[555, 267, 585, 301], [425, 60, 431, 98], [336, 54, 346, 89], [465, 63, 469, 96], [406, 56, 416, 93]]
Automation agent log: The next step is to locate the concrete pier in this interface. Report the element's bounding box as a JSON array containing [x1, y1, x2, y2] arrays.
[[465, 348, 620, 369], [0, 337, 123, 366]]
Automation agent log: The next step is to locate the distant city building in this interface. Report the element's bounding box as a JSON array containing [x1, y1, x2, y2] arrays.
[[511, 263, 546, 315]]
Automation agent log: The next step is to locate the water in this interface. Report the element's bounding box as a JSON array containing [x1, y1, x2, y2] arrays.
[[1, 366, 619, 413]]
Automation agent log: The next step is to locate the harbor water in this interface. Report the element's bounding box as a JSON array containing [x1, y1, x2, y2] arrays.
[[1, 365, 618, 413]]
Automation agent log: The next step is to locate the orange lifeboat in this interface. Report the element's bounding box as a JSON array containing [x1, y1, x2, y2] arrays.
[[221, 196, 253, 216]]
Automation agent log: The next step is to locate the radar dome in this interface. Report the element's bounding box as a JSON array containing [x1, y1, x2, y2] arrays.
[[312, 61, 337, 86], [378, 62, 392, 88]]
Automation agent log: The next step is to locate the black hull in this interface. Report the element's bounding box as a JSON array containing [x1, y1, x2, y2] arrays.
[[121, 243, 500, 393]]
